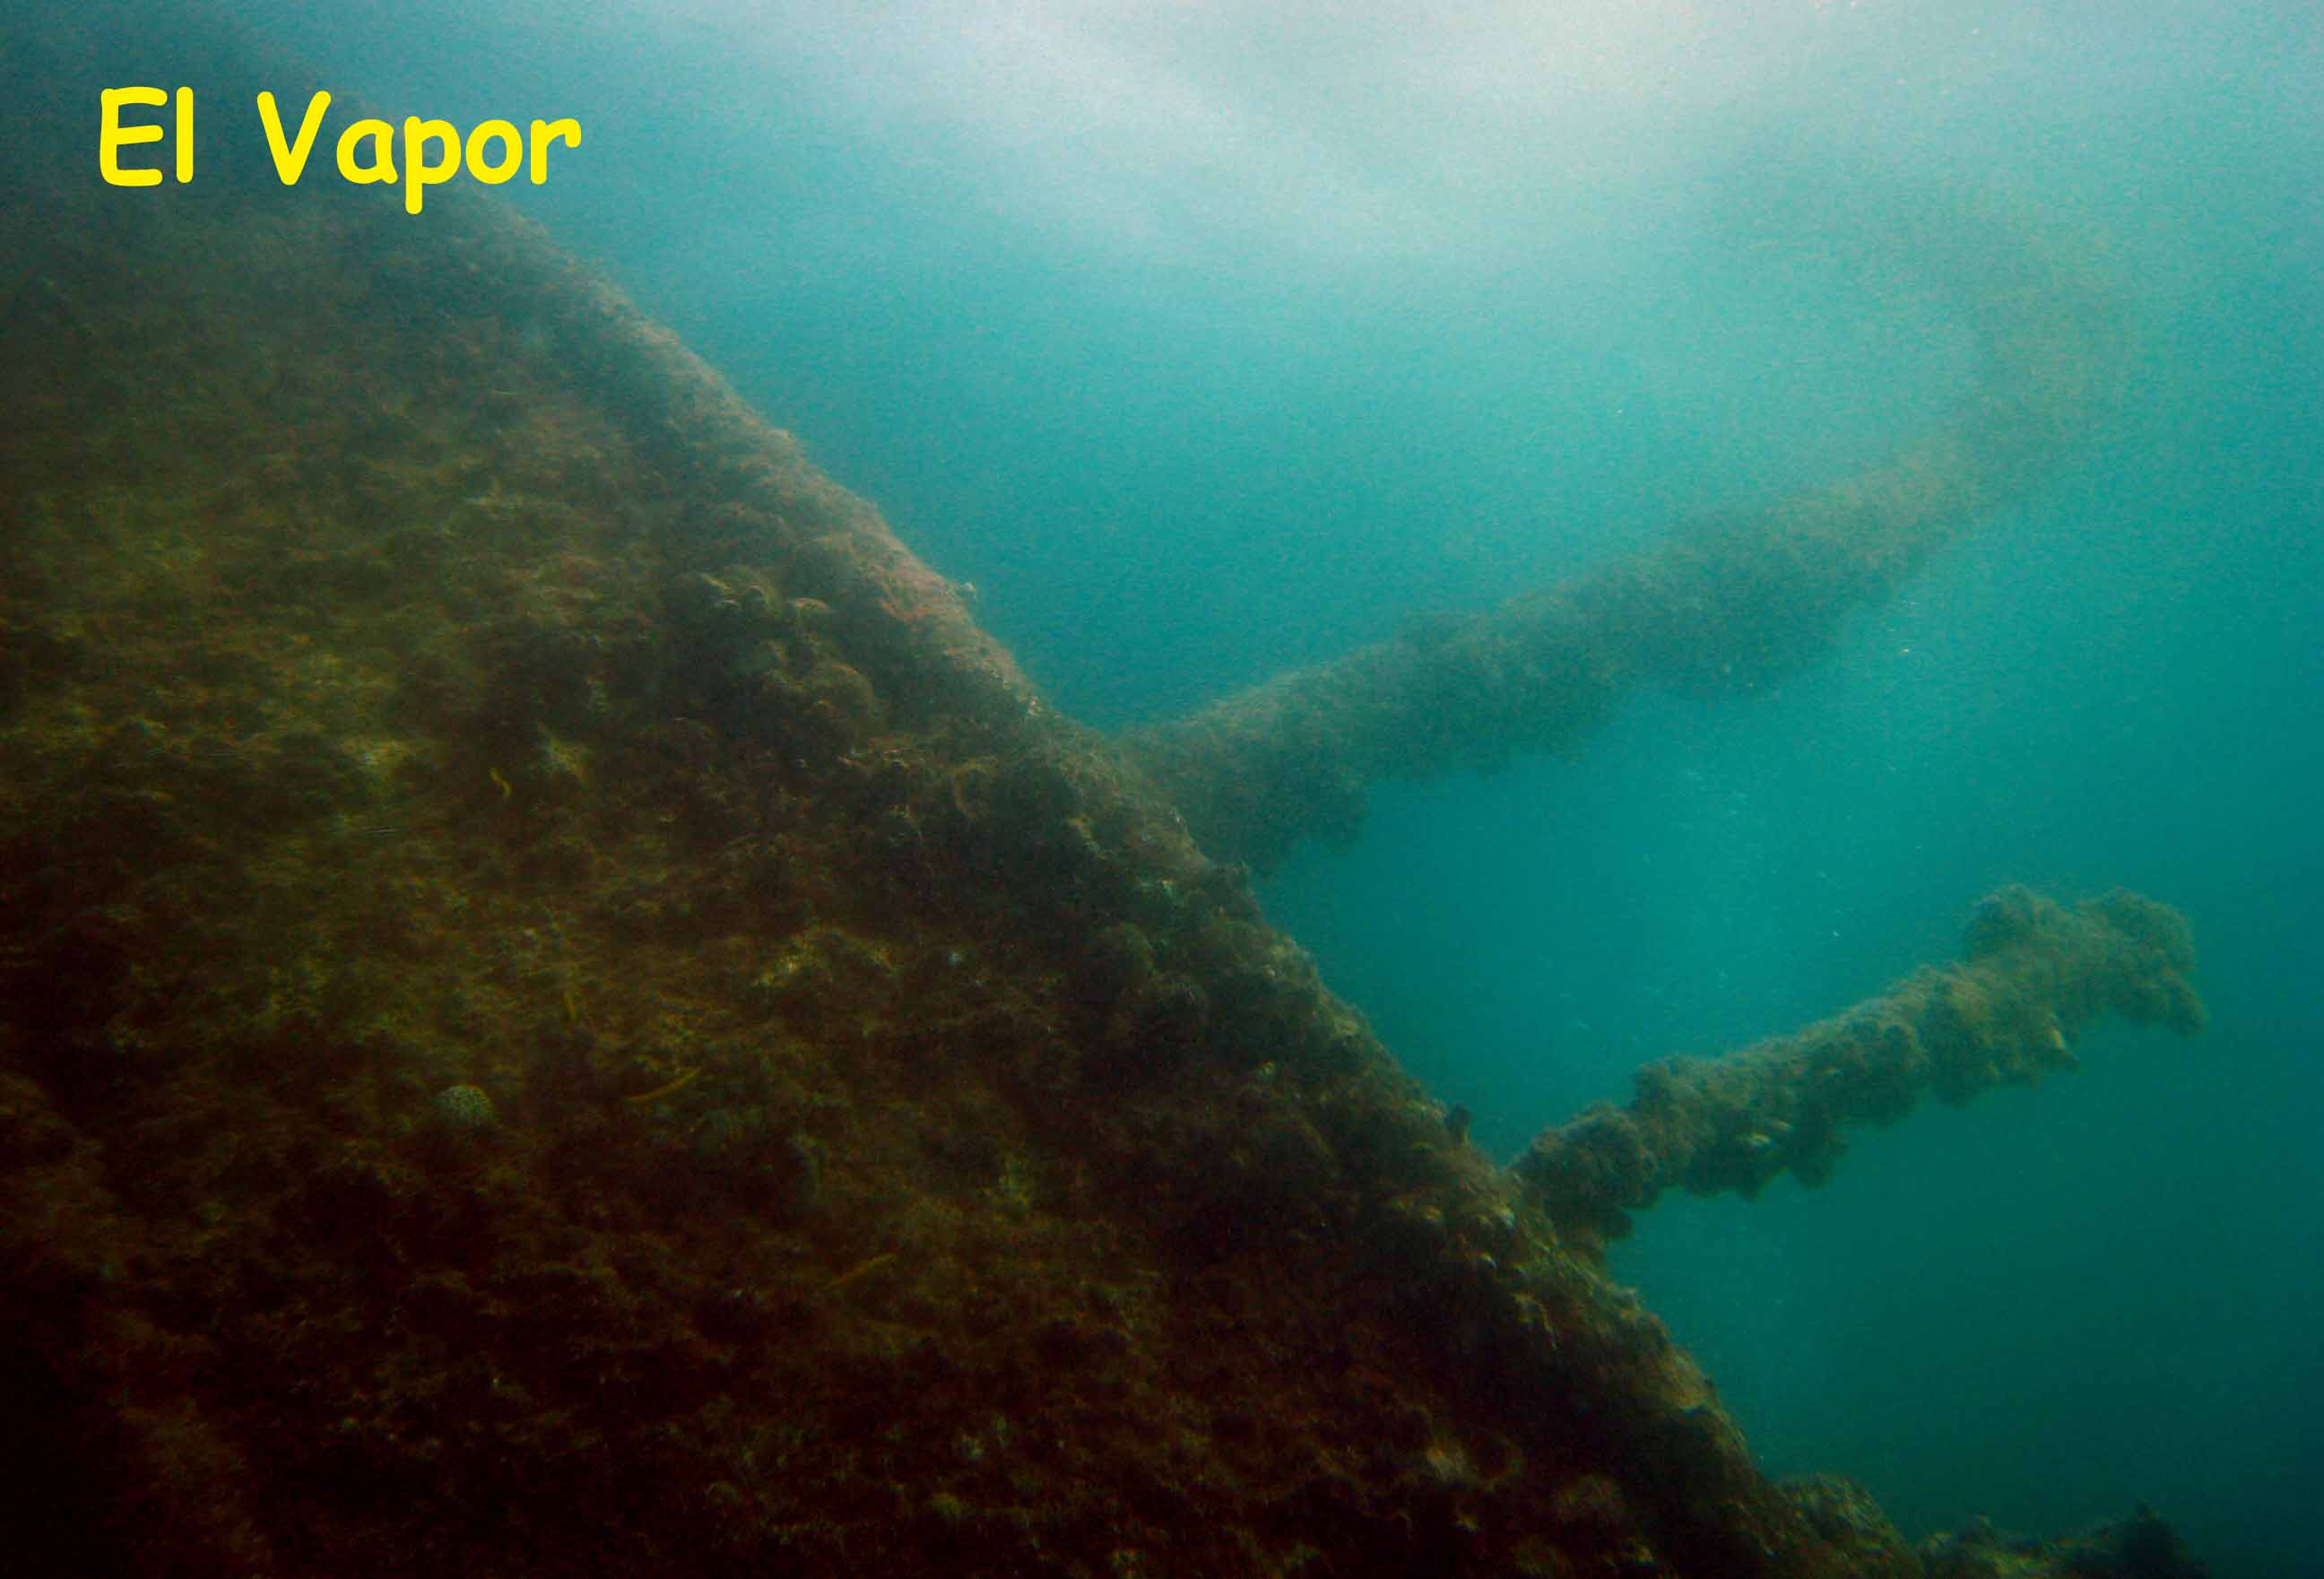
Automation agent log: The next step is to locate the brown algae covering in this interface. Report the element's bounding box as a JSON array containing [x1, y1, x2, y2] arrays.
[[1515, 887, 2207, 1253], [1, 6, 2211, 1578]]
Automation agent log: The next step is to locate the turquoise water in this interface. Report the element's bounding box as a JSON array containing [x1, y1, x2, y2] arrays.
[[256, 4, 2322, 1572]]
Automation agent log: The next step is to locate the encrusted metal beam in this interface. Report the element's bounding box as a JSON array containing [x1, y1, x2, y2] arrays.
[[1123, 179, 2130, 872], [1513, 887, 2205, 1250]]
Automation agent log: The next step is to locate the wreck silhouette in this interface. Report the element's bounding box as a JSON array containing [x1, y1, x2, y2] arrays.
[[0, 6, 2209, 1576]]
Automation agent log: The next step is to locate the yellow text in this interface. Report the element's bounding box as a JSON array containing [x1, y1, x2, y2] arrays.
[[106, 88, 584, 212], [100, 86, 193, 185]]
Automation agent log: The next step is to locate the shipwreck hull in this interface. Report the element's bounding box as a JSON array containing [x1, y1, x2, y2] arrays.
[[1, 8, 2205, 1577]]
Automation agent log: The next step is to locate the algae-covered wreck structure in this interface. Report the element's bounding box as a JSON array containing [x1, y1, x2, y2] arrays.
[[2, 6, 2214, 1576]]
